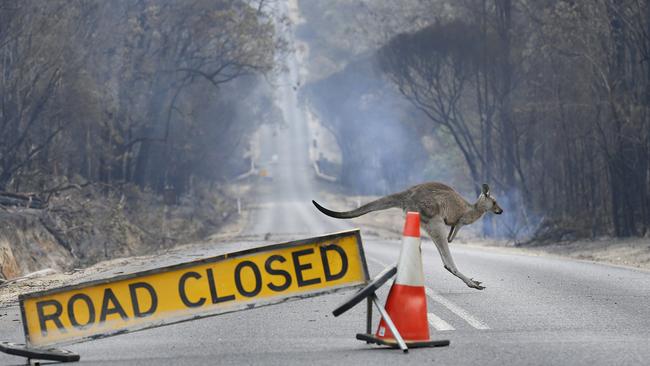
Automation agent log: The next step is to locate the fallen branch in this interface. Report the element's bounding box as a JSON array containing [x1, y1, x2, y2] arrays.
[[40, 182, 92, 203], [0, 191, 45, 209]]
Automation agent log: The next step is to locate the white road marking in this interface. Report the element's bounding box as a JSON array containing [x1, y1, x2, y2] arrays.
[[424, 287, 490, 330], [368, 246, 490, 330], [427, 313, 455, 331], [367, 257, 393, 271]]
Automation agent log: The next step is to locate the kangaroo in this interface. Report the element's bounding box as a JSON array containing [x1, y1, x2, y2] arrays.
[[312, 182, 503, 290]]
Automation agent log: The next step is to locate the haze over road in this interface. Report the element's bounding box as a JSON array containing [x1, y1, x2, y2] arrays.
[[2, 4, 650, 365]]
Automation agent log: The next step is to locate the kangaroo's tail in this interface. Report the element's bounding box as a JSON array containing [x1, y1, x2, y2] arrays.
[[312, 193, 403, 219]]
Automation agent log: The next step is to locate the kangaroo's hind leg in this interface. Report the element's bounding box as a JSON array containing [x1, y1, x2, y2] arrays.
[[423, 216, 485, 290]]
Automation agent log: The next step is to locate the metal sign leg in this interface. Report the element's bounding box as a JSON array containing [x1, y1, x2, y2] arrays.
[[366, 297, 373, 336], [371, 295, 408, 352]]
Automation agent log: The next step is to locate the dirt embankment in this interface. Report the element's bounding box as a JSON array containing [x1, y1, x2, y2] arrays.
[[0, 183, 241, 282], [0, 210, 72, 279]]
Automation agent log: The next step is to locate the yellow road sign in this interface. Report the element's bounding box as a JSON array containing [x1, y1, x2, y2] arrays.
[[19, 230, 368, 347]]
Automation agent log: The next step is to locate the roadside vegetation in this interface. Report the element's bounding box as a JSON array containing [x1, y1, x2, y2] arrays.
[[0, 0, 283, 279], [2, 0, 649, 279]]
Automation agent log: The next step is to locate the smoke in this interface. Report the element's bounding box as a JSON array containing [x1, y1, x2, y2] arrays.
[[301, 55, 544, 241], [293, 0, 544, 241], [491, 188, 544, 243], [302, 54, 439, 195]]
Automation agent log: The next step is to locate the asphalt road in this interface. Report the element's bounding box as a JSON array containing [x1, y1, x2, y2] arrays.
[[2, 173, 650, 365], [2, 5, 650, 364]]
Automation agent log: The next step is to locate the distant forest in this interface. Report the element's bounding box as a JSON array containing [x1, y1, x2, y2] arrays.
[[2, 0, 649, 240], [302, 0, 650, 239], [0, 0, 281, 196]]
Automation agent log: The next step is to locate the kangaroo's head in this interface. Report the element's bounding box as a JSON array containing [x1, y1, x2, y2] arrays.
[[477, 184, 503, 215]]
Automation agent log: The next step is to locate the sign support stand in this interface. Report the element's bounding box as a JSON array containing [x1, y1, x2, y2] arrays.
[[365, 297, 373, 337], [333, 264, 450, 353], [370, 294, 408, 351], [0, 341, 80, 363]]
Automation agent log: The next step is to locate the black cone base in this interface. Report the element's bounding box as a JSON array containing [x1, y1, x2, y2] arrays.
[[356, 333, 450, 349]]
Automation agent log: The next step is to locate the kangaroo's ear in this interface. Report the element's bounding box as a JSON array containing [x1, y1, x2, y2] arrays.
[[482, 183, 490, 196]]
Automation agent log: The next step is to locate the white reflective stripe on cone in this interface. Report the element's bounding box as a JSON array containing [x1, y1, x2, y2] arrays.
[[394, 236, 425, 286]]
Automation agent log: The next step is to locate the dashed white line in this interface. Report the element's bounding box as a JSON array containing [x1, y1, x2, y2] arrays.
[[424, 287, 490, 330], [367, 255, 489, 330], [367, 257, 394, 271], [367, 256, 484, 331], [427, 313, 455, 331]]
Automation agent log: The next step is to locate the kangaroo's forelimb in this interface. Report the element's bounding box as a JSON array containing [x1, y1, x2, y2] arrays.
[[447, 225, 461, 243]]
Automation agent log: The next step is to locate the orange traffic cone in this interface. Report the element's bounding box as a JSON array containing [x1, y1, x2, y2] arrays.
[[376, 212, 430, 342]]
